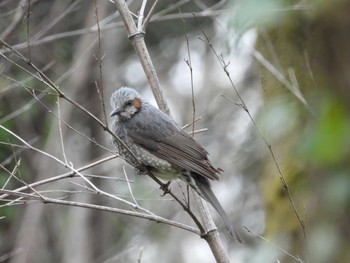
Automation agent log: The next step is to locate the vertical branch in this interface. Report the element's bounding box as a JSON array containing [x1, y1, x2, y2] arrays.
[[181, 11, 231, 262], [113, 0, 170, 115], [180, 18, 228, 260], [56, 96, 68, 164], [25, 0, 32, 61], [94, 0, 108, 127], [181, 11, 196, 136], [195, 193, 230, 263]]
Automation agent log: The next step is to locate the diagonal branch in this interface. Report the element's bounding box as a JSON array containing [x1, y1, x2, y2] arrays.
[[194, 11, 307, 251]]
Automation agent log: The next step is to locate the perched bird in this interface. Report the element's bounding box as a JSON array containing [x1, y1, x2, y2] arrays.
[[110, 87, 242, 242]]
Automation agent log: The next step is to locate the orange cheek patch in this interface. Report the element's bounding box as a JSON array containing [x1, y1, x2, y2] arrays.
[[132, 98, 142, 112]]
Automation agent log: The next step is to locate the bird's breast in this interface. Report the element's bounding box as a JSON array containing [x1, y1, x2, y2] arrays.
[[112, 122, 181, 179]]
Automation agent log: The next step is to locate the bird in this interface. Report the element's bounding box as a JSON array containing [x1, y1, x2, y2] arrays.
[[110, 87, 242, 242]]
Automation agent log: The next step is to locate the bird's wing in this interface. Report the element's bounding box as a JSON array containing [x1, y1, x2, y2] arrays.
[[126, 106, 220, 181]]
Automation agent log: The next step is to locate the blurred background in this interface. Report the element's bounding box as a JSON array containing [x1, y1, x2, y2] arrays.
[[1, 0, 350, 262]]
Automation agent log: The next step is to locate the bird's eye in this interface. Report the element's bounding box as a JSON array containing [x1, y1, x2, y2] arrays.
[[126, 100, 133, 106]]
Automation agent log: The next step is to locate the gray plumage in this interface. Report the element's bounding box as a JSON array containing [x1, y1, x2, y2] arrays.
[[110, 87, 242, 242]]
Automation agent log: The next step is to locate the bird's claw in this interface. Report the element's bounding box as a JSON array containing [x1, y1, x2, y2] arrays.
[[160, 181, 171, 196]]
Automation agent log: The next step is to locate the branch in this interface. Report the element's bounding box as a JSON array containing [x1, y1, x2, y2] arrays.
[[194, 10, 308, 258], [0, 189, 200, 235], [244, 226, 304, 263], [0, 155, 117, 200], [113, 0, 170, 115], [94, 0, 109, 127]]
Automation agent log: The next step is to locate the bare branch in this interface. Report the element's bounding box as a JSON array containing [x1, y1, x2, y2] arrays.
[[0, 8, 231, 54], [0, 0, 36, 41], [1, 159, 21, 190], [244, 226, 304, 263], [181, 9, 196, 137], [0, 189, 200, 235], [94, 0, 108, 127], [0, 124, 101, 194], [142, 0, 158, 31], [30, 90, 112, 153], [0, 155, 118, 200], [195, 11, 308, 252], [138, 0, 148, 30], [123, 166, 139, 207], [113, 0, 170, 115], [56, 97, 68, 164]]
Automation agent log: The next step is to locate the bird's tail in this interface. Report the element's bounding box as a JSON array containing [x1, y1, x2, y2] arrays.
[[193, 175, 243, 243]]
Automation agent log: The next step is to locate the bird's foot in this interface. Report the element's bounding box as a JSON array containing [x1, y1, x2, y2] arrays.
[[160, 181, 171, 196]]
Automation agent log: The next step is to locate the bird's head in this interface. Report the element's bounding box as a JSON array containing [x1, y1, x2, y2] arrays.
[[110, 87, 143, 121]]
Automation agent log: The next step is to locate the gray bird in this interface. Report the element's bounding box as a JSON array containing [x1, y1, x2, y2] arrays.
[[110, 87, 242, 242]]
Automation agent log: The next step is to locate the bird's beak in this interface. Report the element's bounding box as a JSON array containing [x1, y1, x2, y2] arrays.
[[110, 108, 123, 117]]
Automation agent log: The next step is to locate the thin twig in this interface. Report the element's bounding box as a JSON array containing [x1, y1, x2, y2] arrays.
[[0, 155, 118, 200], [189, 128, 208, 135], [1, 159, 21, 190], [0, 138, 38, 166], [31, 0, 80, 43], [0, 131, 153, 217], [80, 173, 128, 181], [194, 11, 308, 250], [0, 0, 35, 41], [56, 96, 68, 164], [182, 116, 202, 130], [146, 172, 205, 234], [0, 8, 230, 54], [30, 89, 113, 153], [68, 180, 143, 210], [0, 125, 100, 194], [243, 226, 304, 263], [0, 189, 200, 235], [94, 0, 108, 127], [122, 166, 139, 206], [247, 46, 311, 110], [138, 0, 148, 30], [142, 0, 158, 31], [181, 8, 196, 137], [25, 0, 31, 61]]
